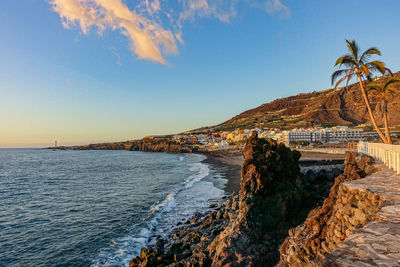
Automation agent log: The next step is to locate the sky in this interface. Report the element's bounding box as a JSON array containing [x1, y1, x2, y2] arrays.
[[1, 0, 400, 148]]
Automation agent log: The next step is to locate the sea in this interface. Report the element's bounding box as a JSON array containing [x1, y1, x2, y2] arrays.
[[0, 149, 227, 266]]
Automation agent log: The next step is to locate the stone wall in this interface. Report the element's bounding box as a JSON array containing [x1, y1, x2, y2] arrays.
[[322, 166, 400, 266], [278, 153, 384, 266]]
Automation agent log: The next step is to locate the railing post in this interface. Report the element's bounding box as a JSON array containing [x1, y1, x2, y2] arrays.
[[397, 152, 400, 175]]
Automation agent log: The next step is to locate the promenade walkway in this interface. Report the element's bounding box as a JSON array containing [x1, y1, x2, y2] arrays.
[[324, 165, 400, 266]]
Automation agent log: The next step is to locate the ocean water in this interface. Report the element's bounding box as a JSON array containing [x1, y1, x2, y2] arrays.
[[0, 149, 226, 267]]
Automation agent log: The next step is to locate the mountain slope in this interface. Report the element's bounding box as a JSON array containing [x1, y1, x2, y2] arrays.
[[209, 72, 400, 131]]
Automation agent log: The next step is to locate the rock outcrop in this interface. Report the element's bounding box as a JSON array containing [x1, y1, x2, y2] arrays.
[[130, 139, 191, 153], [278, 152, 381, 266], [130, 132, 340, 267], [207, 132, 306, 266]]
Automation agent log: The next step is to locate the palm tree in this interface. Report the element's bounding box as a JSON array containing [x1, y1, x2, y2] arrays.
[[366, 78, 400, 144], [332, 40, 390, 143]]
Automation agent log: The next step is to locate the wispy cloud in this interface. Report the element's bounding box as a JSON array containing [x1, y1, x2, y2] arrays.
[[179, 0, 237, 24], [256, 0, 291, 19], [50, 0, 290, 64], [108, 46, 122, 65]]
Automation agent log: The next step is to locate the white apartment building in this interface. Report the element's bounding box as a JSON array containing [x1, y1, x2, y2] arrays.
[[324, 126, 363, 143], [281, 126, 362, 145]]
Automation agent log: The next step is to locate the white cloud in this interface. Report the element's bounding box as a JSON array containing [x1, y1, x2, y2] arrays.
[[50, 0, 290, 64], [50, 0, 177, 64]]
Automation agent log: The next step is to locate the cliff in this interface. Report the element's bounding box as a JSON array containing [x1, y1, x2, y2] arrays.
[[130, 139, 192, 153], [194, 72, 400, 132]]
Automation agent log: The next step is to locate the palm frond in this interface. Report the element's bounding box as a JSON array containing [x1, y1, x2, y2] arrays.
[[384, 78, 400, 88], [345, 39, 359, 63], [334, 54, 357, 67], [346, 72, 355, 86], [360, 65, 370, 77], [334, 75, 348, 89], [359, 47, 381, 64], [366, 83, 381, 91], [331, 69, 350, 85], [367, 60, 386, 75], [366, 84, 384, 96]]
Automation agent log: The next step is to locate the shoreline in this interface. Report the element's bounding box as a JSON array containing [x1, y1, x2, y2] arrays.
[[129, 135, 350, 266], [199, 149, 243, 193]]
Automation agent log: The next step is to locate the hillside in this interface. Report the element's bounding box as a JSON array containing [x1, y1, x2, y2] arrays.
[[198, 72, 400, 132]]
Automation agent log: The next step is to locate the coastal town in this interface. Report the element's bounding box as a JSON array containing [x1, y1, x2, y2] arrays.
[[52, 125, 400, 154], [143, 125, 399, 152]]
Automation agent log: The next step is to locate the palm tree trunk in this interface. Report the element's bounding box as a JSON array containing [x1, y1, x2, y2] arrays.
[[383, 102, 392, 144], [357, 76, 388, 143]]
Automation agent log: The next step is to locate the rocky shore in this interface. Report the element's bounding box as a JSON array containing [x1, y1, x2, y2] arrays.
[[278, 152, 380, 266], [129, 132, 348, 266], [50, 133, 384, 266], [48, 138, 193, 153], [129, 139, 192, 153]]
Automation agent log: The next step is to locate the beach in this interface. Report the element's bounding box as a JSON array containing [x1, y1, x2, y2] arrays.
[[200, 148, 244, 193]]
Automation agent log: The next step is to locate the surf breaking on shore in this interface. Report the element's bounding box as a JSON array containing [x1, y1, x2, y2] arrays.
[[92, 154, 230, 266]]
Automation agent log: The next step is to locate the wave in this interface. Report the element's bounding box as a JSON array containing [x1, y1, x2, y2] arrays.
[[92, 158, 216, 267], [185, 163, 210, 188]]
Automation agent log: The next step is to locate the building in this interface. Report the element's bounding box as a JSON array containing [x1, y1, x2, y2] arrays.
[[284, 128, 327, 144], [280, 126, 363, 145], [324, 126, 363, 143]]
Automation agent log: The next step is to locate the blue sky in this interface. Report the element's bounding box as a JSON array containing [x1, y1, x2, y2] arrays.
[[1, 0, 400, 147]]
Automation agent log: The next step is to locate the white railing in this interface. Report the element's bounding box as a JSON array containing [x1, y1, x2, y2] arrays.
[[358, 142, 400, 175]]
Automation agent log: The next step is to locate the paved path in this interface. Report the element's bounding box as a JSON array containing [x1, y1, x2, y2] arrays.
[[324, 166, 400, 266]]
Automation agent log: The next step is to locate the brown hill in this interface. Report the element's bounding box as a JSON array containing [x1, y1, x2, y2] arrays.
[[207, 72, 400, 131]]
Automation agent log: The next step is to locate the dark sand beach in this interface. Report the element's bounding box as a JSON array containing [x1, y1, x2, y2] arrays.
[[201, 148, 244, 193]]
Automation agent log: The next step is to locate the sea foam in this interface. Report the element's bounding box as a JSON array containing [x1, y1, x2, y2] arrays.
[[92, 154, 223, 267]]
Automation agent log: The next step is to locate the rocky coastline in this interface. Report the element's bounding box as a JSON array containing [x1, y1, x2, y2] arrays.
[[128, 132, 357, 267], [48, 138, 193, 153], [50, 133, 382, 266], [129, 139, 192, 153]]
